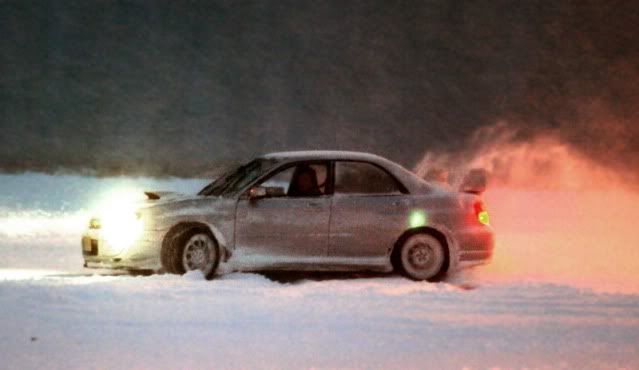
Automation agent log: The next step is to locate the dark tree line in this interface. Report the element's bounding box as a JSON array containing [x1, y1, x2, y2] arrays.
[[1, 0, 638, 177]]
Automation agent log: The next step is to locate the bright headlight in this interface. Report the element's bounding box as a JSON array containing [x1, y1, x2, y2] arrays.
[[90, 188, 145, 254], [100, 206, 143, 254], [89, 217, 101, 229]]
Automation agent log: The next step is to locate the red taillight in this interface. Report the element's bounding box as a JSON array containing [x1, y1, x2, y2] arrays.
[[473, 201, 484, 216], [473, 200, 490, 226]]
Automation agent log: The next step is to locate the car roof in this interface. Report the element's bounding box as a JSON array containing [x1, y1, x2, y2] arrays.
[[261, 150, 432, 194], [262, 150, 388, 162]]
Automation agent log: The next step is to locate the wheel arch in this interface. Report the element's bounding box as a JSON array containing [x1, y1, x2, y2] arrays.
[[161, 221, 228, 264], [391, 226, 451, 276]]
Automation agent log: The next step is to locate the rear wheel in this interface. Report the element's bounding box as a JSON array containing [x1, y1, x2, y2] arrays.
[[398, 233, 446, 281], [161, 227, 219, 279]]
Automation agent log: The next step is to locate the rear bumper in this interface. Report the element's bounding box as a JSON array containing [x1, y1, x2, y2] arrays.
[[454, 225, 494, 268]]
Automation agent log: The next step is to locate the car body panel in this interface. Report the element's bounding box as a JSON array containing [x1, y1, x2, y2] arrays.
[[328, 194, 410, 259], [235, 195, 331, 260]]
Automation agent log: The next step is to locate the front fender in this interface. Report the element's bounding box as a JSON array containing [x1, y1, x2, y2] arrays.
[[149, 197, 237, 254]]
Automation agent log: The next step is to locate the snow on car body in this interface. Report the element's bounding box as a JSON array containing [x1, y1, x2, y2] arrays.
[[82, 151, 493, 280]]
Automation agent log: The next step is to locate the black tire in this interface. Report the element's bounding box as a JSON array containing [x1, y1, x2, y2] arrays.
[[160, 226, 220, 279], [397, 233, 447, 281]]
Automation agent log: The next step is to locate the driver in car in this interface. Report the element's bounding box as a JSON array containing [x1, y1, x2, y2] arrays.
[[288, 165, 323, 197]]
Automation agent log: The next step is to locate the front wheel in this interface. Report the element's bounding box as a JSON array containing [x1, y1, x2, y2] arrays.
[[398, 233, 446, 281], [161, 228, 220, 279]]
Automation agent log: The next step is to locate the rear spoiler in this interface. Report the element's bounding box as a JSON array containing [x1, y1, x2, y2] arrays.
[[459, 168, 487, 195]]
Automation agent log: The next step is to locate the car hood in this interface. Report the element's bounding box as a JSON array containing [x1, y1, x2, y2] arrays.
[[135, 190, 236, 234]]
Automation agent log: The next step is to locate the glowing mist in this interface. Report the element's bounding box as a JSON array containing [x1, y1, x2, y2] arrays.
[[417, 125, 639, 293]]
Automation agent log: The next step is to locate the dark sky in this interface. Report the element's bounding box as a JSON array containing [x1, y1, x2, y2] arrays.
[[1, 0, 638, 177]]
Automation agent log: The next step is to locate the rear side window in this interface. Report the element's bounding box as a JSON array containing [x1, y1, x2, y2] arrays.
[[334, 161, 402, 194]]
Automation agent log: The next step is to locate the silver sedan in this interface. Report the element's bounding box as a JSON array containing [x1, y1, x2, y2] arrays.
[[82, 151, 494, 280]]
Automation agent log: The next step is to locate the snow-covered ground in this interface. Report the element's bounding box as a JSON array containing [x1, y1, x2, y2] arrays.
[[2, 271, 638, 370], [1, 173, 638, 369]]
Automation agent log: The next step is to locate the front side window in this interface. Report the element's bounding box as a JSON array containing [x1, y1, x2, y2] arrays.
[[259, 166, 296, 194], [198, 158, 280, 196], [259, 162, 329, 197], [334, 161, 402, 194]]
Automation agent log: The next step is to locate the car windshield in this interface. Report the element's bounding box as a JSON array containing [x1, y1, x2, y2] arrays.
[[198, 158, 280, 197]]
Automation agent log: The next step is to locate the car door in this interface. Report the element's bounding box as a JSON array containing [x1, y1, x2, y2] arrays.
[[234, 161, 332, 266], [328, 160, 411, 261]]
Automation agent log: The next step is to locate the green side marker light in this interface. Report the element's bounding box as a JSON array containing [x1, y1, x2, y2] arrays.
[[478, 210, 490, 226], [409, 210, 428, 228]]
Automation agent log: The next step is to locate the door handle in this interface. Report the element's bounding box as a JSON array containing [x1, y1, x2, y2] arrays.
[[307, 201, 322, 207]]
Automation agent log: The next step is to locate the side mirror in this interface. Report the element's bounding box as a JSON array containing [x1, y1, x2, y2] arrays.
[[247, 186, 286, 200], [248, 186, 268, 200]]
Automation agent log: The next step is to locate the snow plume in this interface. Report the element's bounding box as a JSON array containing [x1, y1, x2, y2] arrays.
[[0, 175, 209, 269], [415, 121, 629, 190], [416, 122, 639, 293], [0, 209, 87, 243]]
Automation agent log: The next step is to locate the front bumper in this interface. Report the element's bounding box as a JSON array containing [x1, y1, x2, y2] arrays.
[[81, 229, 163, 271]]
